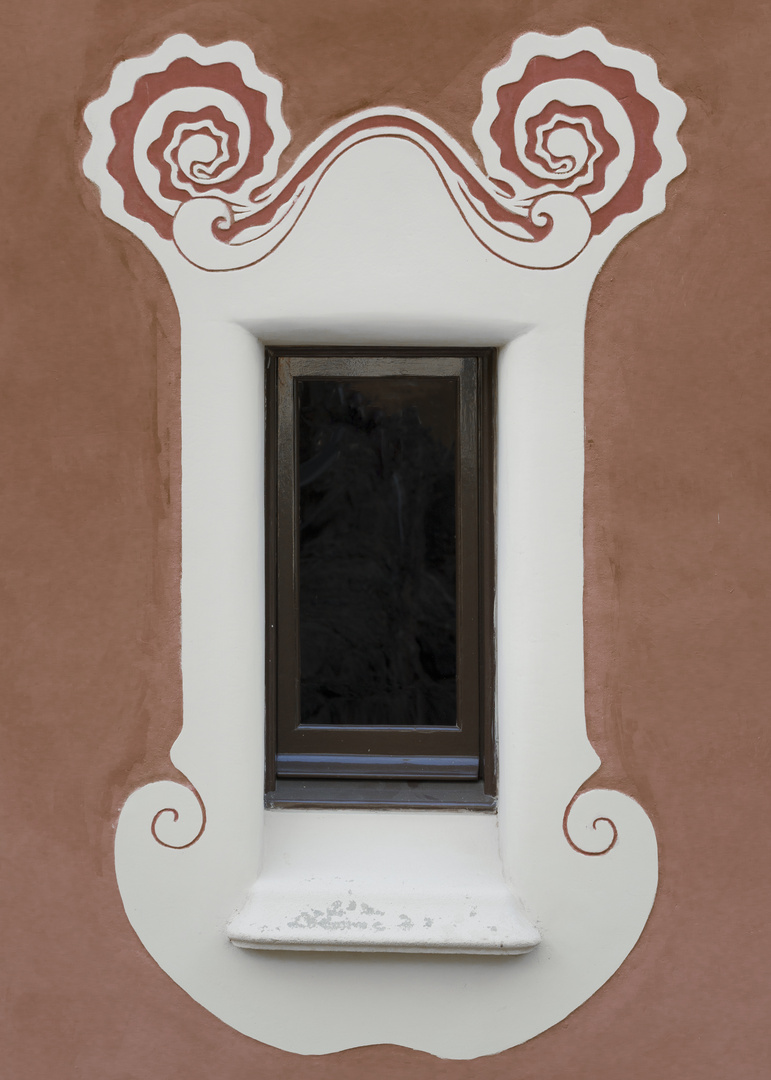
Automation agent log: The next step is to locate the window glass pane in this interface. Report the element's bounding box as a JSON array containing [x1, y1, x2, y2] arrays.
[[297, 377, 457, 727]]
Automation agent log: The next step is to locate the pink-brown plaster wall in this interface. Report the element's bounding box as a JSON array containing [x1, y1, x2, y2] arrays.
[[1, 1, 769, 1077]]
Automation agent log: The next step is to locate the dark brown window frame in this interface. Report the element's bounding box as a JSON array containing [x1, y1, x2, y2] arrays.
[[264, 347, 496, 810]]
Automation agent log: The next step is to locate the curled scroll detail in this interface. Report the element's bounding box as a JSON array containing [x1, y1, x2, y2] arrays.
[[563, 789, 619, 856], [83, 29, 685, 272], [150, 781, 207, 850]]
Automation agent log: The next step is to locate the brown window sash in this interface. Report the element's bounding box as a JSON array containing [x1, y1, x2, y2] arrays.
[[264, 347, 496, 806]]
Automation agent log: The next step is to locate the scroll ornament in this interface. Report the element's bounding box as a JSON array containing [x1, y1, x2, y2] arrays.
[[84, 29, 685, 273]]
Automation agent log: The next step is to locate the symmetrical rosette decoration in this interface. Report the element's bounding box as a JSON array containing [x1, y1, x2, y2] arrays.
[[84, 29, 685, 272]]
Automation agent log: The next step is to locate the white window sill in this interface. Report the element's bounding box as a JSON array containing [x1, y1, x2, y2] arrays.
[[227, 808, 540, 954]]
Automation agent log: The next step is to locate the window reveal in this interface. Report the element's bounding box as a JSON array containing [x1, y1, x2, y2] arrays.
[[265, 349, 496, 807]]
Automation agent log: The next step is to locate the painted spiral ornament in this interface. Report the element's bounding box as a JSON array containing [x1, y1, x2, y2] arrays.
[[106, 41, 288, 239], [85, 30, 685, 268]]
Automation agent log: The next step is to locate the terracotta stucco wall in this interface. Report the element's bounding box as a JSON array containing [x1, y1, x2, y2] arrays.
[[1, 2, 768, 1076]]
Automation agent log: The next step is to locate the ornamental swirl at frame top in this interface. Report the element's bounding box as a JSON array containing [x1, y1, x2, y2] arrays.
[[84, 28, 685, 272]]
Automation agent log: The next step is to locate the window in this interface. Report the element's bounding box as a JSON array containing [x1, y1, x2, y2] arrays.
[[264, 348, 496, 809]]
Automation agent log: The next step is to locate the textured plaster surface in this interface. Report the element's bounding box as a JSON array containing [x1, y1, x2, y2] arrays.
[[1, 0, 770, 1077]]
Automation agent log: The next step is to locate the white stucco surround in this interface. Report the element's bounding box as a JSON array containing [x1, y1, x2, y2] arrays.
[[84, 29, 685, 1056]]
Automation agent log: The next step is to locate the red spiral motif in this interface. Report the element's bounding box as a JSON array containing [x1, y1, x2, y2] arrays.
[[489, 50, 661, 234], [562, 791, 618, 856], [108, 56, 275, 239], [150, 106, 243, 197], [150, 783, 207, 849]]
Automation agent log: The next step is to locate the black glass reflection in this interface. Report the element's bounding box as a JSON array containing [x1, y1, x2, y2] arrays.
[[297, 377, 457, 727]]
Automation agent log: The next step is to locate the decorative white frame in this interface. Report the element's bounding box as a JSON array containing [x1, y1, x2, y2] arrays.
[[83, 28, 685, 1057]]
